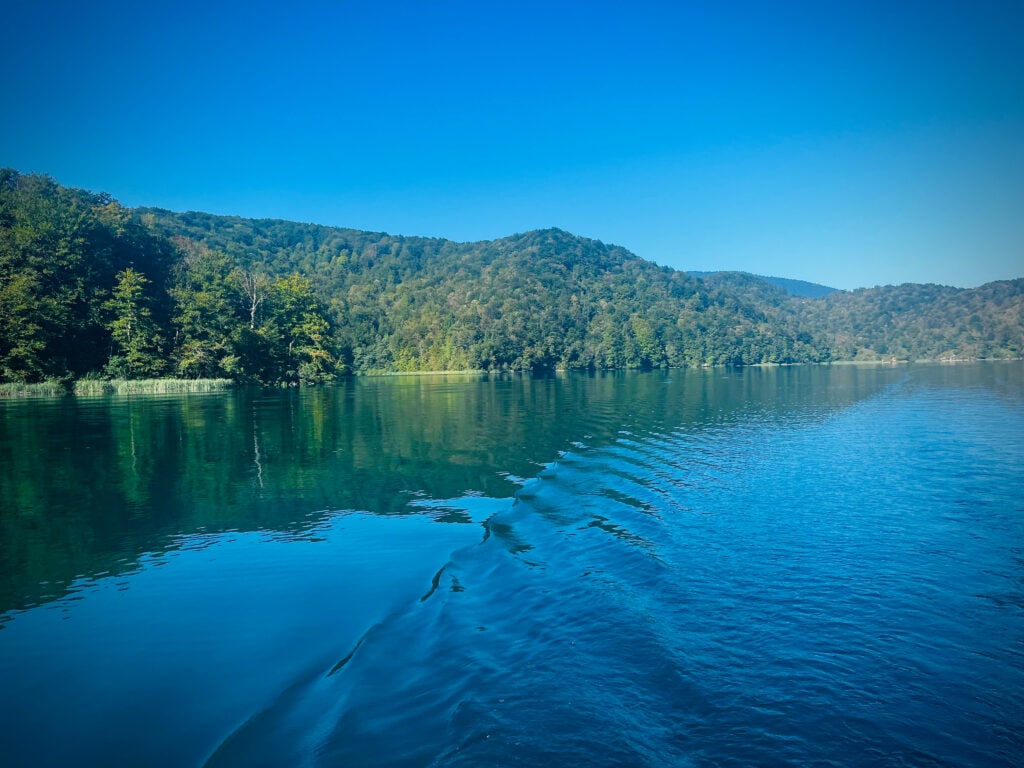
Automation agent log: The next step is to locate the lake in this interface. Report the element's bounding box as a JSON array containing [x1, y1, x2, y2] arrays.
[[1, 363, 1022, 767]]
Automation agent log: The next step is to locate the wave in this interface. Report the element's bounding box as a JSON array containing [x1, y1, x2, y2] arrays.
[[204, 374, 1024, 767]]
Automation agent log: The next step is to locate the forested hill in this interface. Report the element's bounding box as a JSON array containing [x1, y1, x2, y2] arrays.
[[1, 170, 1021, 384], [686, 271, 838, 299], [804, 280, 1024, 362]]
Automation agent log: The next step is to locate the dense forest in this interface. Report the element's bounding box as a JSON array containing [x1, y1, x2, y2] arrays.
[[1, 170, 1021, 384], [685, 271, 838, 299]]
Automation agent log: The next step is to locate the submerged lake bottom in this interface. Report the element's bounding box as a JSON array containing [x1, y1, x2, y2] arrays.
[[1, 363, 1022, 766]]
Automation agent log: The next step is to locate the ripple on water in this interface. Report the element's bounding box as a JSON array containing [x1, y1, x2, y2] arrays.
[[3, 366, 1023, 767], [275, 372, 1024, 767]]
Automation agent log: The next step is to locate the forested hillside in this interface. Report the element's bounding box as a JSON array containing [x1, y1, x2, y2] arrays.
[[1, 171, 338, 384], [1, 170, 1021, 384], [138, 207, 831, 372], [803, 280, 1024, 361], [685, 271, 838, 299]]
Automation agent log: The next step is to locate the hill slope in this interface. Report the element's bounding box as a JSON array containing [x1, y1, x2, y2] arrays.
[[804, 280, 1024, 361], [686, 271, 838, 298], [138, 208, 831, 372], [1, 170, 1021, 383]]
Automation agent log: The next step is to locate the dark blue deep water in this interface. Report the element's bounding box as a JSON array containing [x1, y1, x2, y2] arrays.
[[1, 363, 1022, 766]]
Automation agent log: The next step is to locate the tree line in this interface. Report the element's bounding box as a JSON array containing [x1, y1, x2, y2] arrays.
[[1, 171, 339, 384], [1, 170, 1021, 383]]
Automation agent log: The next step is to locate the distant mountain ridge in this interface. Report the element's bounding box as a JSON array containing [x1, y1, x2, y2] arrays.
[[1, 169, 1021, 383], [685, 271, 838, 298]]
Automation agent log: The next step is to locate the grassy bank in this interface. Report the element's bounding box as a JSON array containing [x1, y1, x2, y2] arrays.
[[0, 378, 234, 398], [0, 381, 70, 398], [75, 378, 234, 395]]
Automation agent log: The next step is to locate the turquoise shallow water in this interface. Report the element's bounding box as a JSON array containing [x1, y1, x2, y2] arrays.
[[1, 364, 1022, 766]]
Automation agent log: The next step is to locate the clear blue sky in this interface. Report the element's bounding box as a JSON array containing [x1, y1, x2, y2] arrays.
[[2, 0, 1021, 290]]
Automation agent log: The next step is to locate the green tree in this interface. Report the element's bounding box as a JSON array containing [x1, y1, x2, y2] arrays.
[[103, 267, 165, 378], [169, 243, 239, 377], [0, 271, 48, 381], [267, 274, 340, 383]]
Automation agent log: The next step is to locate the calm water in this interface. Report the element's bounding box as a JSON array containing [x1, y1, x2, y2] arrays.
[[1, 364, 1022, 767]]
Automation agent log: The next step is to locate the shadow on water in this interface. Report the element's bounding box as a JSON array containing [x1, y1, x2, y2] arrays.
[[202, 361, 1024, 768], [1, 362, 1022, 767], [0, 364, 931, 616]]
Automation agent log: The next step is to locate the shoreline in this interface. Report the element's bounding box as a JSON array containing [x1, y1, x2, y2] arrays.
[[0, 378, 234, 399], [3, 357, 1020, 399]]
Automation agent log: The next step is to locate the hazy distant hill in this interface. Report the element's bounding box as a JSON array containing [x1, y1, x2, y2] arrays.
[[1, 169, 1021, 383], [804, 280, 1024, 361], [686, 271, 838, 298]]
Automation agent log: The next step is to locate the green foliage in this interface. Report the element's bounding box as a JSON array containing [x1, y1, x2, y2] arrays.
[[266, 273, 341, 384], [0, 170, 174, 381], [165, 244, 339, 384], [104, 267, 165, 378], [798, 280, 1024, 361], [169, 242, 239, 378], [0, 380, 69, 398], [2, 170, 1021, 381], [73, 378, 233, 395]]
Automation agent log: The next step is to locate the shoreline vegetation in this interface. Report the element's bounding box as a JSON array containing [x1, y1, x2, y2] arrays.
[[0, 378, 234, 398], [2, 170, 1022, 389], [3, 358, 1021, 398]]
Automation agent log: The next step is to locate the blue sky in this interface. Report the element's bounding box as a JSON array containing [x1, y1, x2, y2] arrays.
[[1, 0, 1021, 290]]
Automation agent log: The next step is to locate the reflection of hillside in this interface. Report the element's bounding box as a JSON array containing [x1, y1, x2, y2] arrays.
[[0, 366, 916, 616]]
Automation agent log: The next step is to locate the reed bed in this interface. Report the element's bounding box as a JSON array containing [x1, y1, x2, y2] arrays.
[[0, 380, 69, 398], [74, 378, 234, 395], [0, 378, 235, 398]]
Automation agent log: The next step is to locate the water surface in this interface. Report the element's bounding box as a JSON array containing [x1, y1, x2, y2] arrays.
[[1, 364, 1022, 766]]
